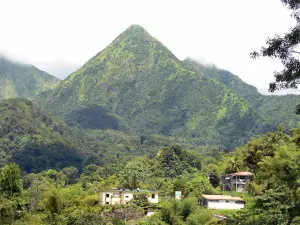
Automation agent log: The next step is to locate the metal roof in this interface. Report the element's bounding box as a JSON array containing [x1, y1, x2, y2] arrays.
[[232, 171, 253, 176]]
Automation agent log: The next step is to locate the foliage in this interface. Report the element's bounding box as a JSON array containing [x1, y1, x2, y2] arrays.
[[0, 98, 84, 172], [183, 57, 300, 131], [251, 0, 300, 93], [40, 25, 272, 150], [0, 55, 60, 100], [228, 129, 300, 223], [130, 193, 151, 207], [119, 159, 151, 189], [0, 163, 22, 199], [0, 98, 195, 172], [183, 174, 215, 197], [156, 145, 196, 178]]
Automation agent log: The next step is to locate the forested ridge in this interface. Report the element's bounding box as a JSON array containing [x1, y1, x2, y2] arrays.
[[0, 56, 60, 100], [183, 58, 300, 129], [38, 25, 277, 150]]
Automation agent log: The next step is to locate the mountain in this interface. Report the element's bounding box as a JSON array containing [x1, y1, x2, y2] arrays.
[[0, 98, 83, 172], [0, 56, 60, 100], [0, 98, 194, 172], [40, 25, 271, 149], [183, 58, 300, 129], [183, 57, 261, 102], [254, 95, 300, 128]]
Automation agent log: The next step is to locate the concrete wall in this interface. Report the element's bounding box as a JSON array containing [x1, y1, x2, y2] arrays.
[[100, 191, 158, 205], [148, 193, 158, 204], [206, 200, 244, 210]]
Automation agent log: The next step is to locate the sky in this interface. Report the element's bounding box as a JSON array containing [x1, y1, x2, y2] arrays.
[[0, 0, 297, 94]]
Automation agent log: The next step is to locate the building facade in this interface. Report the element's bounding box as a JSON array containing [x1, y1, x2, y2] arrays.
[[222, 171, 253, 192], [202, 195, 245, 210], [99, 188, 158, 205]]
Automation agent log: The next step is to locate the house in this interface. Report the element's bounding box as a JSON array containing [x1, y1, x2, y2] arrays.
[[202, 195, 245, 210], [222, 171, 253, 192], [99, 188, 159, 205]]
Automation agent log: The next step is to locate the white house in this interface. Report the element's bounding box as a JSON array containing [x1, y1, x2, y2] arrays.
[[99, 188, 159, 205], [202, 195, 245, 210]]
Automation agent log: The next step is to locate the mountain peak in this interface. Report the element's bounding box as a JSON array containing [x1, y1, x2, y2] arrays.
[[115, 24, 152, 43], [126, 24, 147, 32]]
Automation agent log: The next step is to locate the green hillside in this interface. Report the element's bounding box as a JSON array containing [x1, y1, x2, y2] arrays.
[[0, 98, 194, 172], [183, 57, 300, 129], [254, 95, 300, 128], [41, 25, 270, 149], [183, 57, 260, 102], [0, 56, 60, 100], [0, 98, 83, 172]]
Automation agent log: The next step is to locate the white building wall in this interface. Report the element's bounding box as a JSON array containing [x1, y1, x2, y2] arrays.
[[207, 200, 244, 210], [148, 193, 159, 204], [100, 191, 122, 205], [124, 192, 134, 203], [100, 191, 159, 205]]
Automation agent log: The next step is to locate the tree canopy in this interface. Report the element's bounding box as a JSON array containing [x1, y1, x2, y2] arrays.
[[251, 1, 300, 103]]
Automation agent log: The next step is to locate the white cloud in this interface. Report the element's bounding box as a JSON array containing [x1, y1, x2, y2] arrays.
[[0, 0, 296, 93]]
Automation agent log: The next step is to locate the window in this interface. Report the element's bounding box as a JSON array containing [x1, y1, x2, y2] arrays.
[[106, 194, 109, 197], [106, 202, 109, 204], [151, 194, 155, 199], [112, 192, 120, 197]]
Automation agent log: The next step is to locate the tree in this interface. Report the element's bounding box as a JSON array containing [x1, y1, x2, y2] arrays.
[[251, 0, 300, 113], [0, 196, 17, 225], [183, 174, 215, 197], [43, 189, 61, 223], [156, 145, 194, 178], [234, 142, 300, 223], [0, 163, 21, 199], [130, 193, 150, 207], [23, 173, 45, 213], [119, 160, 151, 189], [61, 167, 79, 186]]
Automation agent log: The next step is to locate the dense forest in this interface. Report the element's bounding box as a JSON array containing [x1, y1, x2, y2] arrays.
[[1, 129, 300, 224]]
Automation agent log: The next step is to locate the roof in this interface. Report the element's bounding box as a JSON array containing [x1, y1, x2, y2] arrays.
[[232, 171, 253, 176], [202, 195, 244, 201], [105, 188, 158, 193]]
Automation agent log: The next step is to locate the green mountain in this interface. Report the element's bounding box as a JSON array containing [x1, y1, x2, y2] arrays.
[[0, 98, 194, 172], [41, 25, 271, 149], [254, 95, 300, 128], [0, 56, 60, 100], [183, 57, 260, 102], [183, 58, 300, 129], [0, 98, 83, 172]]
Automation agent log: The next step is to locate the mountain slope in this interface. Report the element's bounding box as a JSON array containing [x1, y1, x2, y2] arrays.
[[0, 98, 194, 172], [183, 57, 260, 102], [183, 58, 300, 129], [41, 25, 270, 149], [0, 98, 83, 172], [0, 56, 60, 100], [253, 95, 300, 128]]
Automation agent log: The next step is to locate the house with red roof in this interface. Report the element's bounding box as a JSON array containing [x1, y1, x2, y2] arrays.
[[222, 171, 253, 192]]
